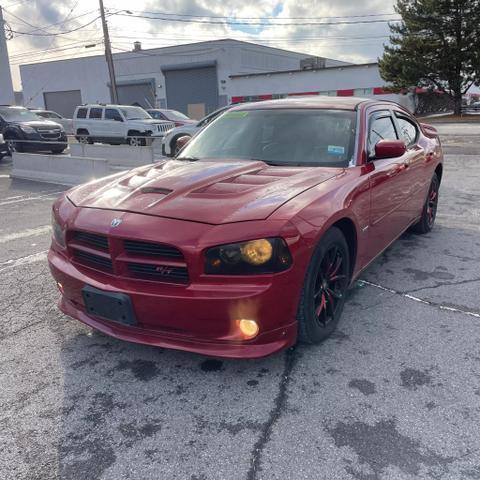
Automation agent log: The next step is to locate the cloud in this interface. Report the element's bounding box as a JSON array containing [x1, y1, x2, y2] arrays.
[[4, 0, 397, 90]]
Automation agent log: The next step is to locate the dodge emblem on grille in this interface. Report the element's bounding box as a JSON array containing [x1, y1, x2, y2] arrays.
[[111, 218, 122, 227]]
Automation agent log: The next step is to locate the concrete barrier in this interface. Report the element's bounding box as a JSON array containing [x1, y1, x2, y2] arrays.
[[70, 143, 155, 166], [11, 152, 112, 186]]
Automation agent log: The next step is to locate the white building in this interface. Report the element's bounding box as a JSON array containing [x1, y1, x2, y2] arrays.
[[20, 39, 349, 118], [0, 7, 14, 105], [20, 38, 414, 118], [229, 63, 414, 111]]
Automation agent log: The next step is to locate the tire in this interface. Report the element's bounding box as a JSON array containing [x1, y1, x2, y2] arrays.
[[76, 131, 90, 144], [4, 134, 23, 154], [411, 173, 439, 234], [297, 227, 350, 344], [128, 134, 146, 147], [51, 148, 65, 154]]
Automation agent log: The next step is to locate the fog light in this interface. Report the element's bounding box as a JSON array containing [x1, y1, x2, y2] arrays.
[[56, 282, 64, 294], [237, 319, 259, 339]]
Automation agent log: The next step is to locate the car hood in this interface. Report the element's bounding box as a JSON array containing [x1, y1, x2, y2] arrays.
[[14, 120, 62, 129], [130, 119, 171, 126], [67, 159, 342, 224], [168, 124, 199, 136]]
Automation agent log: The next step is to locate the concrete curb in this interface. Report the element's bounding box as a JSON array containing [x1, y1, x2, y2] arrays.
[[11, 152, 112, 186], [69, 143, 156, 166]]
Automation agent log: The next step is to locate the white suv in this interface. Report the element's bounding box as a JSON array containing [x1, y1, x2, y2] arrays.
[[73, 104, 175, 146]]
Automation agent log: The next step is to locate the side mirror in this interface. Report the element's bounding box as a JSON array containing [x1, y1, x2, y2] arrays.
[[176, 135, 191, 152], [374, 140, 406, 159]]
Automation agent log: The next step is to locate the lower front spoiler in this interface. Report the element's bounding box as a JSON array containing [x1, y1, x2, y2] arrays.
[[59, 296, 297, 359]]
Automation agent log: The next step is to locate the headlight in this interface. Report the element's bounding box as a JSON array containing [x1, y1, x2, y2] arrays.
[[51, 212, 65, 247], [205, 237, 292, 275], [20, 125, 36, 134]]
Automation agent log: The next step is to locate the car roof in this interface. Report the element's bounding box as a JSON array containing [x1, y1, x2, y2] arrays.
[[230, 95, 378, 111], [77, 104, 146, 109]]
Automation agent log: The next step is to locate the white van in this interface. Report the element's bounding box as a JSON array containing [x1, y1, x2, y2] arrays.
[[73, 104, 175, 146]]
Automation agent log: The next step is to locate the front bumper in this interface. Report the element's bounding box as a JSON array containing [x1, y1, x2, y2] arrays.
[[21, 131, 68, 152], [48, 246, 299, 359]]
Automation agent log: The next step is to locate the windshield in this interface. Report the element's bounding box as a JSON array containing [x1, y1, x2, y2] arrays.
[[165, 110, 190, 121], [180, 109, 357, 167], [0, 107, 42, 122], [120, 106, 151, 120]]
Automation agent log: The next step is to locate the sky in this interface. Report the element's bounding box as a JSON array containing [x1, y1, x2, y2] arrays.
[[1, 0, 398, 91]]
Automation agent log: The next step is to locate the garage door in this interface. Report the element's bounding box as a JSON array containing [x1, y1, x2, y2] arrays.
[[43, 90, 82, 118], [116, 80, 155, 109], [163, 64, 218, 119]]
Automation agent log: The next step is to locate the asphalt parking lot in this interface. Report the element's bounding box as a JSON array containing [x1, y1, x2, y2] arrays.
[[1, 122, 480, 480]]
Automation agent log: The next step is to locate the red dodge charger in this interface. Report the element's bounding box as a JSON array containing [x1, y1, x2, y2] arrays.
[[49, 97, 443, 358]]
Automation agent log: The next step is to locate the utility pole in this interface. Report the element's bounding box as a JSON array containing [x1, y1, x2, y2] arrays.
[[99, 0, 118, 104], [0, 6, 15, 105]]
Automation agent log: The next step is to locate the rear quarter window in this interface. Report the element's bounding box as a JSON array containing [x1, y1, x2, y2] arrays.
[[395, 115, 418, 146], [76, 108, 87, 119]]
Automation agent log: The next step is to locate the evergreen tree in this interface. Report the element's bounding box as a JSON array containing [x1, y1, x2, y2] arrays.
[[379, 0, 480, 115]]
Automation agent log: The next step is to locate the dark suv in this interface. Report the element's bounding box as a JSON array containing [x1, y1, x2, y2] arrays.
[[0, 133, 7, 160], [0, 106, 68, 155]]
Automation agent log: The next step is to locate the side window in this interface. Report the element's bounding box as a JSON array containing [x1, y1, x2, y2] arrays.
[[89, 108, 103, 119], [76, 108, 87, 119], [105, 108, 123, 122], [395, 115, 418, 146], [368, 115, 398, 157]]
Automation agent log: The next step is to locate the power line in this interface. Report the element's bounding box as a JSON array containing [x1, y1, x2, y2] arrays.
[[3, 7, 98, 35], [113, 11, 400, 27], [9, 14, 102, 37], [118, 8, 399, 21]]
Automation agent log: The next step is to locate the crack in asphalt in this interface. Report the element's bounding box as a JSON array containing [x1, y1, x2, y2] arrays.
[[404, 277, 480, 295], [360, 280, 480, 318], [246, 347, 297, 480]]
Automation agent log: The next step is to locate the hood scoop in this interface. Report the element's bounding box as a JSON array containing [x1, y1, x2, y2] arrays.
[[140, 186, 173, 195]]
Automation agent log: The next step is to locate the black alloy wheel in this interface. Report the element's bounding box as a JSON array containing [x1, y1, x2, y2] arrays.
[[411, 173, 439, 234], [297, 227, 350, 344]]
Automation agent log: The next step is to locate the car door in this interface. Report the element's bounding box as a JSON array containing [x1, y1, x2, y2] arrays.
[[366, 110, 412, 258], [104, 108, 124, 140], [87, 107, 104, 140], [392, 111, 430, 221]]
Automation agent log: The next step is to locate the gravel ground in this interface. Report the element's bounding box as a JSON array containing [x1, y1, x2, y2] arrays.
[[1, 123, 479, 480]]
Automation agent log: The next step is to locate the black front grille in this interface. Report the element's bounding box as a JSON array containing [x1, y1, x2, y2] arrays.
[[73, 249, 113, 272], [73, 231, 109, 250], [124, 240, 183, 259], [38, 129, 61, 140], [128, 263, 189, 283]]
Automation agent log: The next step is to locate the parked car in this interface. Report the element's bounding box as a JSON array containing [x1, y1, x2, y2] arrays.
[[72, 104, 175, 146], [30, 109, 73, 135], [0, 133, 8, 160], [49, 96, 443, 359], [0, 106, 68, 155], [146, 108, 196, 127], [470, 101, 480, 111], [162, 105, 232, 156]]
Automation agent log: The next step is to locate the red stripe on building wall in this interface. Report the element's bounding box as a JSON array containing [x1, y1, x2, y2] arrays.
[[337, 89, 354, 97]]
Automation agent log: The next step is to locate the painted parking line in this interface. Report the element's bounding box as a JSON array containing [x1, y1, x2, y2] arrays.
[[0, 190, 64, 206], [0, 225, 50, 244], [0, 174, 10, 178], [0, 250, 48, 273]]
